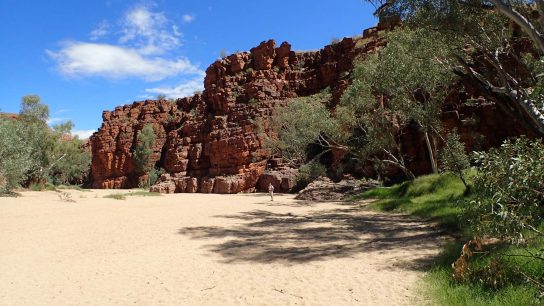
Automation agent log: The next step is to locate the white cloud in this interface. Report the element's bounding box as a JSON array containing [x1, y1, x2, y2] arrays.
[[144, 77, 204, 98], [47, 117, 70, 125], [47, 42, 202, 81], [120, 5, 180, 55], [48, 5, 201, 81], [90, 20, 109, 41], [72, 130, 96, 139], [182, 14, 195, 24], [54, 109, 71, 114]]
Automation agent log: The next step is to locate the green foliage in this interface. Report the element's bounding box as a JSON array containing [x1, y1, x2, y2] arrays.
[[132, 124, 156, 176], [0, 118, 34, 193], [140, 167, 164, 188], [465, 137, 544, 244], [0, 95, 92, 193], [263, 90, 340, 165], [49, 135, 91, 185], [423, 264, 540, 306], [338, 28, 457, 177], [20, 94, 49, 123], [295, 161, 327, 190]]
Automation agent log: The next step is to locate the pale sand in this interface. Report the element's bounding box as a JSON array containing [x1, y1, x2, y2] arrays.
[[0, 189, 446, 305]]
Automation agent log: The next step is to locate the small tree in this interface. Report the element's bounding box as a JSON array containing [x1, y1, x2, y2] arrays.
[[20, 94, 49, 123], [262, 90, 342, 166], [19, 95, 56, 182], [132, 124, 157, 187], [439, 129, 470, 189], [49, 122, 91, 185]]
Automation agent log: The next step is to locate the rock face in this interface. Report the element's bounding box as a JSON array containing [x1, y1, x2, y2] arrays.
[[90, 29, 380, 192], [90, 23, 534, 193]]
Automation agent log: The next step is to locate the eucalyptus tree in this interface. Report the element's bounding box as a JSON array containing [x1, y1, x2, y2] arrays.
[[367, 0, 544, 136], [0, 118, 34, 193], [339, 28, 457, 176]]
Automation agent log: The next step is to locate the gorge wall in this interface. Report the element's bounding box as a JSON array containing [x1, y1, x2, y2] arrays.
[[89, 23, 533, 193]]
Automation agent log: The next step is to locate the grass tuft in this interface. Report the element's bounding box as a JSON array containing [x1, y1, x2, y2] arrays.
[[103, 190, 161, 200], [126, 191, 162, 197], [104, 193, 126, 200]]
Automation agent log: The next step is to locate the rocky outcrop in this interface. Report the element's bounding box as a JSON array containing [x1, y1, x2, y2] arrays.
[[295, 176, 380, 201], [90, 22, 535, 193], [90, 28, 383, 192], [256, 168, 299, 193]]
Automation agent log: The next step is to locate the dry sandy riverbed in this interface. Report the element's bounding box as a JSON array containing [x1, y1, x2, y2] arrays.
[[0, 189, 446, 305]]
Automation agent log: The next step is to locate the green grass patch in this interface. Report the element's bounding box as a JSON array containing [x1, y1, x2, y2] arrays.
[[103, 193, 126, 200], [421, 238, 544, 306], [103, 190, 162, 200], [422, 268, 540, 306], [125, 191, 162, 197], [352, 172, 469, 232]]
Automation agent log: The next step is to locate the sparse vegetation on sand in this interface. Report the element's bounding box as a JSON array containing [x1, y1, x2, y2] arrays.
[[103, 190, 162, 200], [104, 193, 126, 200]]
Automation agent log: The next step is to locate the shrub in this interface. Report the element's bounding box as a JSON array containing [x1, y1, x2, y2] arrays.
[[439, 129, 470, 189], [465, 137, 544, 244]]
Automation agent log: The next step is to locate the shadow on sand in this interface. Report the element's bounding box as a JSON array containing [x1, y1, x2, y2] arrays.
[[178, 202, 446, 269]]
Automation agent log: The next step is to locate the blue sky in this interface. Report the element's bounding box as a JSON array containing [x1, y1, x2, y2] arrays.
[[0, 0, 377, 138]]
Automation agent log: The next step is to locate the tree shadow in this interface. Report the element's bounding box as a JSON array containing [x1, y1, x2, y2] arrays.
[[179, 203, 447, 269]]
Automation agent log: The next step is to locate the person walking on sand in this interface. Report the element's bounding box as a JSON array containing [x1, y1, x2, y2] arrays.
[[268, 183, 274, 201]]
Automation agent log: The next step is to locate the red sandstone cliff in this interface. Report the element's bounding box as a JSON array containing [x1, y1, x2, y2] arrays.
[[89, 24, 533, 193], [90, 27, 382, 192]]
